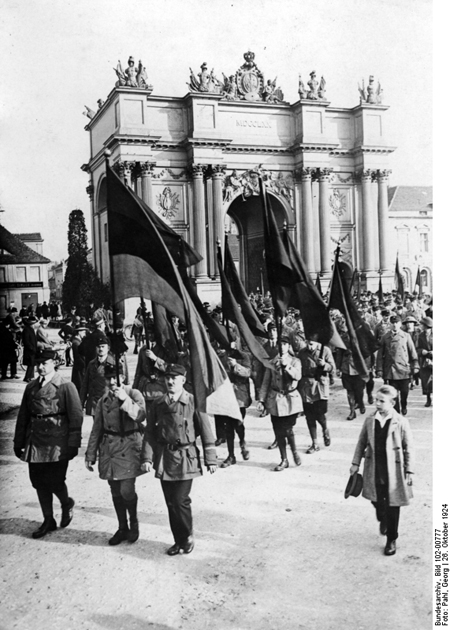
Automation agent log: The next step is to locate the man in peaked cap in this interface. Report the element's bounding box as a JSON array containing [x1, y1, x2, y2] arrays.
[[80, 333, 117, 416], [141, 363, 217, 555], [376, 315, 419, 415], [13, 348, 83, 538]]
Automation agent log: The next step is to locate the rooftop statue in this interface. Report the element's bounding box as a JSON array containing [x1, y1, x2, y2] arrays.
[[114, 57, 153, 91], [298, 74, 307, 99], [306, 71, 327, 101], [222, 74, 238, 101], [262, 78, 284, 103], [188, 63, 222, 93], [358, 75, 383, 105]]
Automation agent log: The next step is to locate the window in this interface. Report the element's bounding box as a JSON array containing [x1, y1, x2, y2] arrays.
[[396, 228, 409, 254], [29, 266, 40, 281], [420, 269, 429, 288], [0, 267, 5, 282], [419, 232, 429, 253], [104, 222, 108, 242], [16, 266, 26, 282]]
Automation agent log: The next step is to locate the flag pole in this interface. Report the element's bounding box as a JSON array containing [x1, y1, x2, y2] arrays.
[[217, 238, 231, 343], [104, 150, 122, 384], [140, 297, 150, 350]]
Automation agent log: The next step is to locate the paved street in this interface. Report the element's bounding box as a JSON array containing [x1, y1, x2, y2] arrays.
[[0, 336, 433, 630]]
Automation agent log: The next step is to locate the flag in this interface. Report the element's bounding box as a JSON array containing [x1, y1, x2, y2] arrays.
[[282, 229, 335, 346], [415, 267, 423, 298], [377, 274, 383, 303], [218, 244, 273, 371], [106, 163, 242, 420], [328, 247, 377, 376], [260, 179, 300, 320], [315, 273, 323, 297], [224, 238, 268, 338], [151, 302, 178, 356], [395, 254, 405, 303]]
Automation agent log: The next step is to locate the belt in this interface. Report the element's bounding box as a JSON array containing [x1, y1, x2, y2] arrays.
[[32, 413, 66, 420], [160, 442, 193, 451], [272, 388, 297, 395], [104, 429, 140, 436]]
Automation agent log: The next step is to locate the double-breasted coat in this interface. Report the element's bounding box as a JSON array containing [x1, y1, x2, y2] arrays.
[[14, 372, 83, 462], [141, 390, 217, 481], [376, 329, 419, 380], [297, 343, 336, 403], [259, 353, 303, 417], [80, 354, 116, 415], [85, 386, 146, 480], [351, 411, 415, 507]]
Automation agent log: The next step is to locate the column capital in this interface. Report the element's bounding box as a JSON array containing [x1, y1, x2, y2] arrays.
[[140, 161, 156, 176], [317, 167, 334, 182], [295, 167, 315, 182], [188, 163, 207, 179], [357, 168, 377, 183], [209, 164, 227, 178], [376, 169, 392, 182], [113, 160, 135, 177]]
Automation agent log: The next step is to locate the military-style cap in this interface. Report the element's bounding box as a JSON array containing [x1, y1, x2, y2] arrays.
[[26, 316, 38, 324], [267, 322, 277, 330], [36, 349, 57, 363], [165, 364, 187, 377], [390, 315, 400, 323], [279, 335, 290, 344], [104, 362, 123, 378], [403, 316, 417, 324], [96, 333, 110, 346]]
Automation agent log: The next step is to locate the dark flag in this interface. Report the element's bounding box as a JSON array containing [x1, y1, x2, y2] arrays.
[[395, 254, 405, 303], [218, 244, 273, 371], [224, 238, 268, 338], [328, 247, 377, 376], [151, 302, 178, 357], [282, 229, 334, 346], [106, 163, 241, 419], [260, 179, 300, 321], [315, 273, 323, 297], [415, 267, 423, 298], [377, 274, 384, 303]]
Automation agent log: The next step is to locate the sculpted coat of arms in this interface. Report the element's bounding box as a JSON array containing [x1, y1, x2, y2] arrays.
[[329, 189, 347, 218], [156, 187, 180, 221]]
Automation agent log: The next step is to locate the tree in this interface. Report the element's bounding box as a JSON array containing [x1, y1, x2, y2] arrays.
[[62, 209, 110, 316]]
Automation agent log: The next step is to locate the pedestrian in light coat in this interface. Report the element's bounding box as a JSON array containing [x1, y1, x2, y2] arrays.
[[13, 349, 83, 539], [258, 335, 303, 471], [417, 316, 433, 407], [141, 364, 217, 556], [350, 384, 414, 556], [85, 362, 146, 545]]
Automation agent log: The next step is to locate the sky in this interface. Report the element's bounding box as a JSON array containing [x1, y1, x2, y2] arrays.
[[0, 0, 432, 262]]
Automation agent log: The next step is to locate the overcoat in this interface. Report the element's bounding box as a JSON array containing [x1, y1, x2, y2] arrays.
[[0, 324, 17, 364], [80, 354, 116, 415], [259, 353, 303, 417], [141, 389, 217, 481], [351, 411, 414, 507], [22, 324, 37, 367], [85, 385, 146, 480], [14, 371, 83, 462], [71, 335, 85, 392], [297, 343, 335, 403], [417, 329, 433, 394], [376, 329, 418, 380], [132, 343, 168, 401], [226, 348, 252, 410]]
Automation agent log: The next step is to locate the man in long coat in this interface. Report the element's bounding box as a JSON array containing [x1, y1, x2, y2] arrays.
[[13, 348, 83, 538], [22, 316, 38, 382], [80, 333, 116, 416], [376, 315, 419, 415], [141, 364, 217, 555]]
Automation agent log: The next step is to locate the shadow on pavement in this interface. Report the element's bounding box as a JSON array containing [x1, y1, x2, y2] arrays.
[[92, 614, 174, 630]]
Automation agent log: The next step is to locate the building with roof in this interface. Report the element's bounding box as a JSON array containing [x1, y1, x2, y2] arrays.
[[388, 186, 433, 293], [15, 233, 44, 256], [82, 51, 397, 305], [48, 260, 67, 301], [0, 225, 50, 318]]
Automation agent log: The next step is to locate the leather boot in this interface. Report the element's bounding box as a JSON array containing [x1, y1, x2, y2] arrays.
[[109, 496, 129, 546], [32, 517, 57, 539], [273, 459, 289, 472], [124, 496, 139, 543], [346, 394, 357, 421], [286, 430, 301, 466]]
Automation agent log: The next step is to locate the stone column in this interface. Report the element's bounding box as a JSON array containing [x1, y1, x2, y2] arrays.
[[377, 169, 391, 273], [318, 168, 333, 274], [190, 164, 208, 277], [300, 168, 315, 273], [211, 165, 226, 277], [140, 161, 155, 208], [360, 169, 376, 272]]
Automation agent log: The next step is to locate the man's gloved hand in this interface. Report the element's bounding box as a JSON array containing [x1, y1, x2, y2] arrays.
[[14, 447, 24, 460], [67, 446, 78, 460]]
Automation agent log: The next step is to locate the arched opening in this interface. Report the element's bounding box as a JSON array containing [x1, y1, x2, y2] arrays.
[[225, 193, 291, 293]]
